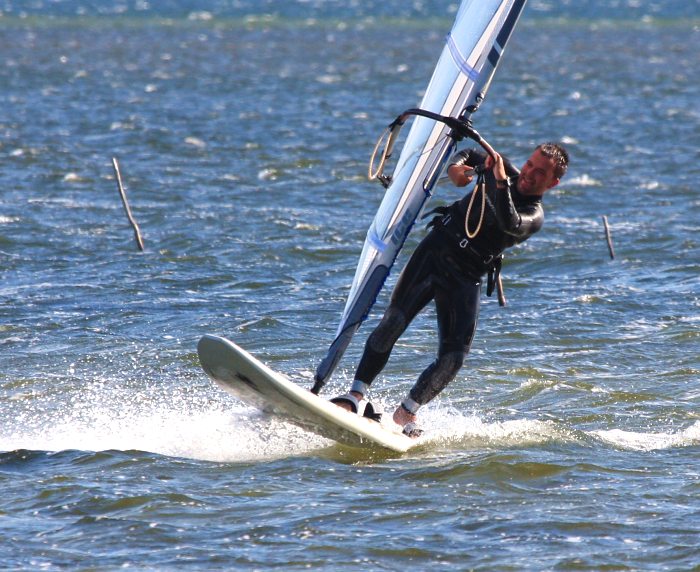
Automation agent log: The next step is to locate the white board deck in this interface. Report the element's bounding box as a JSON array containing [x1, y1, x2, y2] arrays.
[[197, 335, 417, 453]]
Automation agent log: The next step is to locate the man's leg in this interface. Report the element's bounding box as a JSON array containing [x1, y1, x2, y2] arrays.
[[394, 275, 481, 427], [334, 239, 436, 410]]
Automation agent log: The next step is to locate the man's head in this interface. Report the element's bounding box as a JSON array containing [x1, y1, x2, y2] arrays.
[[517, 142, 569, 196]]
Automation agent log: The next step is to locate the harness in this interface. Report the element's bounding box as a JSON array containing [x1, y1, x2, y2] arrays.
[[425, 205, 506, 306]]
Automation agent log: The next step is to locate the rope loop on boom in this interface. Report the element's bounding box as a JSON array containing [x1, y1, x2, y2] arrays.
[[368, 115, 406, 188], [368, 107, 498, 239], [465, 167, 487, 239], [368, 108, 497, 190]]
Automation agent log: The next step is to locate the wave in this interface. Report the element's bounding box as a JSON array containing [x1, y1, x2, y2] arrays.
[[591, 422, 700, 452]]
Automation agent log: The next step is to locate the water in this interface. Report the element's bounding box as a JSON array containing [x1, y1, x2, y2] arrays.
[[1, 1, 699, 569]]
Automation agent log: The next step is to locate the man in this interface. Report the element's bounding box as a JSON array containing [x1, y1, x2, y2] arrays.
[[332, 143, 569, 436]]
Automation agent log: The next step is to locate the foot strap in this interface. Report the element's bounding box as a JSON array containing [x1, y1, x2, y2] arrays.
[[330, 393, 361, 414], [362, 401, 383, 422], [330, 393, 383, 422]]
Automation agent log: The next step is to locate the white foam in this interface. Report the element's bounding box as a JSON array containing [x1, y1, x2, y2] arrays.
[[3, 381, 698, 460], [0, 384, 332, 463], [566, 174, 602, 187], [375, 401, 576, 450], [592, 422, 700, 451], [401, 403, 700, 453]]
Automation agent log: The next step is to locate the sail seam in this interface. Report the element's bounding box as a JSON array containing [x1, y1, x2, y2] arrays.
[[446, 33, 479, 82]]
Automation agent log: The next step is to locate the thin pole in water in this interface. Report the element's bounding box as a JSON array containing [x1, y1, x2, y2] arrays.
[[602, 215, 614, 260], [112, 157, 144, 251]]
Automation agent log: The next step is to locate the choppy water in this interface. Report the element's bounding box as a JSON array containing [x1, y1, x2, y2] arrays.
[[1, 1, 699, 570]]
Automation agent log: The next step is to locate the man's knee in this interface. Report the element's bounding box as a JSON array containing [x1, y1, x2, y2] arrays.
[[367, 307, 406, 354], [438, 350, 465, 377], [409, 350, 466, 406]]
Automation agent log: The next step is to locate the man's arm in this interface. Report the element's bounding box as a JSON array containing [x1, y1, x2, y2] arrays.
[[489, 152, 542, 241], [447, 148, 485, 187], [449, 148, 519, 187], [495, 195, 544, 240]]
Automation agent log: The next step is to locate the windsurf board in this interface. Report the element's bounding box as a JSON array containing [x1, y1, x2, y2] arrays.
[[197, 334, 418, 453]]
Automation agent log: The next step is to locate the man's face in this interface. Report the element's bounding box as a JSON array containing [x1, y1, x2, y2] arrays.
[[517, 149, 560, 196]]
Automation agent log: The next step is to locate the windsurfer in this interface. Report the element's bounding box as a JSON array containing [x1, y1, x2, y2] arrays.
[[332, 142, 569, 436]]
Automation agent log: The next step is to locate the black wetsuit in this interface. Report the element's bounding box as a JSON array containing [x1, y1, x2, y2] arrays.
[[353, 149, 545, 411]]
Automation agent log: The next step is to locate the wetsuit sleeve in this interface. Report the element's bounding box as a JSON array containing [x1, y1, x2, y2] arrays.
[[484, 155, 539, 241], [504, 159, 519, 178], [493, 187, 544, 241], [449, 148, 487, 168]]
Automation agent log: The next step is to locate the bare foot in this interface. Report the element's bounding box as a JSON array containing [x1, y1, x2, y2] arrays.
[[392, 404, 416, 428]]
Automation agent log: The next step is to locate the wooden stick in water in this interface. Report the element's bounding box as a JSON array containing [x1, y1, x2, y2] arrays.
[[112, 157, 144, 251], [496, 275, 506, 307], [602, 215, 614, 260]]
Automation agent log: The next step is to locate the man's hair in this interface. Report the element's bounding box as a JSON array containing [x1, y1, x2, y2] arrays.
[[537, 142, 569, 180]]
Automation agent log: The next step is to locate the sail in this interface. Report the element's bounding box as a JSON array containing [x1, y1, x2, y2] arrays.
[[314, 0, 527, 390]]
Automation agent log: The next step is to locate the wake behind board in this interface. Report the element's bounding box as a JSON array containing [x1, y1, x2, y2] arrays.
[[197, 335, 417, 453]]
